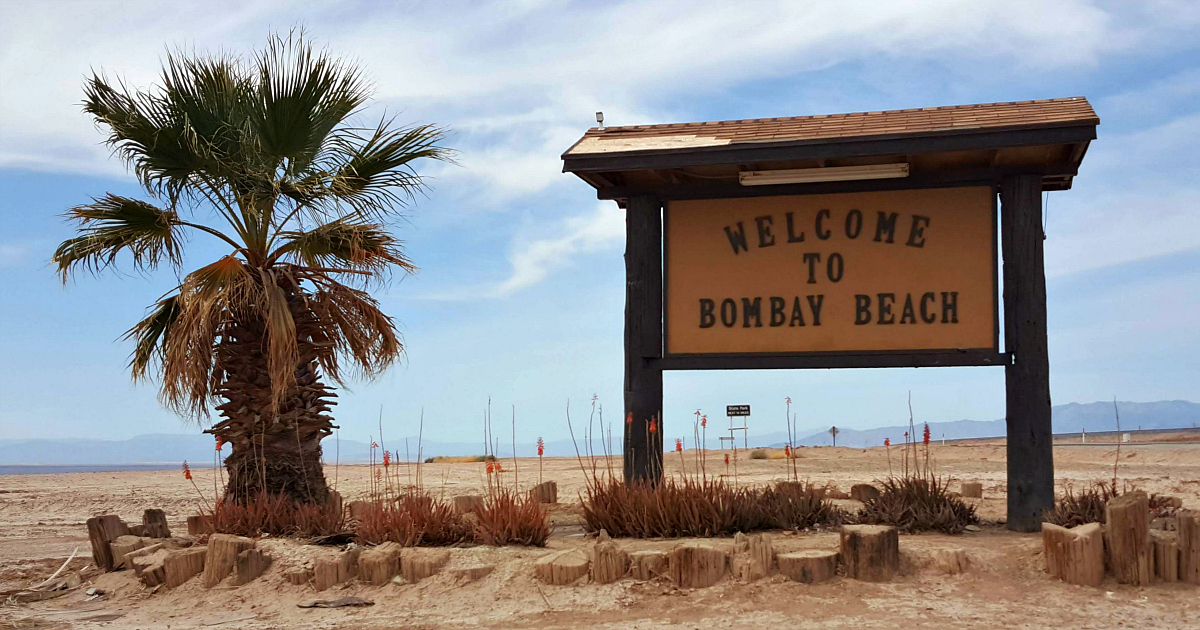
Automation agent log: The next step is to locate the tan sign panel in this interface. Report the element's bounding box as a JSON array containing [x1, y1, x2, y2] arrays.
[[665, 186, 996, 355]]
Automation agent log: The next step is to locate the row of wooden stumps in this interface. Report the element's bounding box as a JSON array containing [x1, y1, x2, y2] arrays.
[[1043, 493, 1199, 586], [86, 513, 266, 589], [535, 524, 903, 587]]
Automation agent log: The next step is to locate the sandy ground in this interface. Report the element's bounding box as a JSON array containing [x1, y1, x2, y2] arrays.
[[1, 440, 1198, 629]]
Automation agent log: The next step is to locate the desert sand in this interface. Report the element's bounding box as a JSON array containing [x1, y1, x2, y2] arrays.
[[2, 439, 1198, 629]]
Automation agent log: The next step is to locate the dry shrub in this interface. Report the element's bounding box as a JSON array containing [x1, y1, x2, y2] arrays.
[[855, 474, 978, 534], [581, 477, 843, 538], [749, 449, 768, 460], [207, 491, 346, 537], [473, 488, 550, 546], [355, 492, 473, 546], [1044, 481, 1179, 526], [353, 489, 549, 547], [1043, 481, 1119, 527]]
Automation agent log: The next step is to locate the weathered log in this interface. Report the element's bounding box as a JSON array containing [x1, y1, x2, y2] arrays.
[[850, 484, 881, 502], [1179, 510, 1200, 584], [448, 564, 494, 581], [314, 548, 360, 591], [529, 481, 558, 504], [629, 550, 668, 580], [960, 482, 983, 499], [590, 538, 630, 584], [667, 543, 727, 588], [187, 515, 212, 536], [131, 548, 170, 587], [164, 547, 207, 588], [358, 542, 402, 585], [1105, 491, 1151, 586], [1042, 522, 1103, 586], [840, 525, 899, 582], [452, 495, 484, 515], [109, 535, 148, 570], [233, 548, 268, 585], [287, 568, 313, 585], [1150, 530, 1178, 583], [931, 547, 970, 575], [535, 550, 590, 585], [143, 509, 171, 538], [777, 550, 838, 583], [203, 534, 256, 587], [732, 533, 773, 582], [86, 515, 130, 571], [400, 548, 450, 583]]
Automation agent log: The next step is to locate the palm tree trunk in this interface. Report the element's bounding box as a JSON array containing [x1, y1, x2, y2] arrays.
[[208, 315, 336, 504]]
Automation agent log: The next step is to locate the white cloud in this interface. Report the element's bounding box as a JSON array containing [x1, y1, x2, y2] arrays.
[[494, 202, 624, 296]]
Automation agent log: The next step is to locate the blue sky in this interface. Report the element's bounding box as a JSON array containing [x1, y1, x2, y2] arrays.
[[1, 1, 1198, 447]]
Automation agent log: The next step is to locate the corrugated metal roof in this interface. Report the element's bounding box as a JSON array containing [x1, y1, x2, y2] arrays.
[[564, 97, 1098, 156]]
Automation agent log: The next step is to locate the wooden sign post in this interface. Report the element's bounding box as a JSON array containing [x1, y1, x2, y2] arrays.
[[563, 98, 1098, 531]]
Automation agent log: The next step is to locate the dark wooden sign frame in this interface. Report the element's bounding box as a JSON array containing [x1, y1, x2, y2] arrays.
[[562, 98, 1099, 533]]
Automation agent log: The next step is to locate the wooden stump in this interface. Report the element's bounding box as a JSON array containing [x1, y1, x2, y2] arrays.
[[840, 525, 899, 582], [86, 515, 130, 571], [667, 543, 727, 588], [143, 509, 171, 538], [1179, 510, 1200, 584], [1042, 522, 1103, 586], [535, 550, 590, 585], [1105, 491, 1151, 586], [960, 482, 984, 499], [448, 564, 494, 581], [125, 543, 166, 578], [202, 534, 256, 587], [313, 548, 359, 591], [931, 547, 970, 575], [777, 550, 838, 583], [453, 495, 484, 515], [629, 550, 668, 580], [285, 568, 312, 585], [347, 500, 374, 521], [529, 481, 558, 504], [187, 515, 212, 536], [850, 484, 881, 503], [131, 548, 170, 587], [590, 538, 630, 584], [164, 547, 207, 588], [358, 542, 402, 585], [329, 490, 343, 519], [733, 534, 773, 582], [129, 525, 146, 536], [109, 535, 147, 570], [233, 548, 268, 585], [400, 548, 450, 583], [1150, 530, 1179, 583]]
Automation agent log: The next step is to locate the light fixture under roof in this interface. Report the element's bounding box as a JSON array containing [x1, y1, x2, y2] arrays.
[[738, 163, 910, 186]]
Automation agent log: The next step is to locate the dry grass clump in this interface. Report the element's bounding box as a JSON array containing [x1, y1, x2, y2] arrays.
[[207, 492, 346, 538], [355, 492, 473, 546], [581, 477, 843, 538], [473, 488, 550, 546], [1043, 481, 1119, 527], [749, 449, 768, 460], [1043, 481, 1180, 526], [855, 474, 979, 534]]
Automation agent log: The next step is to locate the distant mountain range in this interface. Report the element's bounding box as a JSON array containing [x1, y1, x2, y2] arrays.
[[1, 400, 1196, 465]]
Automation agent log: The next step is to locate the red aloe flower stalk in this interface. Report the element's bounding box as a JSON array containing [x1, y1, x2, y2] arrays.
[[182, 460, 192, 481], [784, 444, 791, 458], [383, 450, 391, 468], [214, 437, 223, 451], [537, 437, 544, 457], [649, 419, 657, 433], [923, 423, 931, 445], [486, 460, 494, 474], [675, 438, 682, 452]]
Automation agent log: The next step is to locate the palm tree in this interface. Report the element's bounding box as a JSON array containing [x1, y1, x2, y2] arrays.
[[52, 34, 450, 504]]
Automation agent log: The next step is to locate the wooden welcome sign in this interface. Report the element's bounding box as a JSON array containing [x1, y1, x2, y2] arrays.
[[665, 187, 995, 356], [562, 97, 1098, 532]]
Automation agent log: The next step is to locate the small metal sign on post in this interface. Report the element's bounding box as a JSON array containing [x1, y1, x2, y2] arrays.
[[722, 405, 750, 450]]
